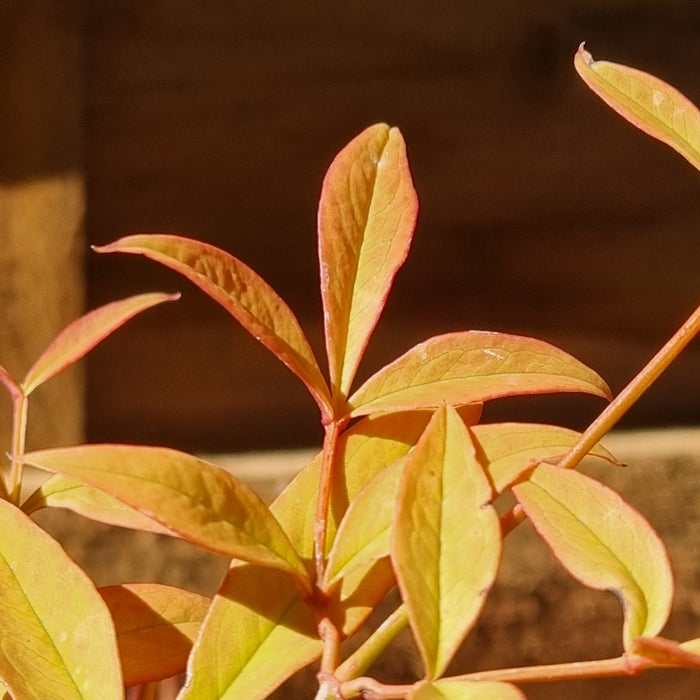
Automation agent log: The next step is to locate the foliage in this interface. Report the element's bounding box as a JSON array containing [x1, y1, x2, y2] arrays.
[[1, 47, 699, 699]]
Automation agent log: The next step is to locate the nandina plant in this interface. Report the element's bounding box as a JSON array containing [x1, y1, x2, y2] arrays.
[[0, 47, 699, 699]]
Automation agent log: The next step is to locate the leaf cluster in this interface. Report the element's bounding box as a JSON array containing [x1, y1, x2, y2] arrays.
[[0, 48, 699, 699]]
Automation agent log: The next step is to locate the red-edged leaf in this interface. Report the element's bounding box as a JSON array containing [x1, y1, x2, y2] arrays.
[[180, 562, 321, 700], [100, 583, 209, 686], [513, 463, 674, 650], [349, 331, 611, 417], [22, 293, 179, 396], [575, 44, 700, 172], [318, 124, 418, 402], [392, 406, 501, 679], [22, 474, 175, 535], [94, 235, 332, 416], [0, 362, 21, 401], [471, 422, 621, 494], [411, 679, 526, 699], [0, 499, 122, 698], [630, 636, 700, 670], [23, 445, 310, 588]]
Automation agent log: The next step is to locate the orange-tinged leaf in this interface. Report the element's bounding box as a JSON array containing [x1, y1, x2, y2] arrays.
[[95, 235, 332, 416], [471, 422, 621, 494], [681, 637, 700, 656], [22, 474, 175, 535], [630, 636, 700, 670], [180, 562, 321, 700], [411, 679, 526, 700], [348, 331, 611, 417], [22, 292, 179, 396], [319, 124, 418, 401], [100, 583, 209, 686], [392, 406, 501, 679], [23, 445, 310, 587], [0, 362, 21, 401], [575, 45, 700, 172], [324, 456, 406, 588], [513, 463, 673, 650], [0, 499, 122, 699]]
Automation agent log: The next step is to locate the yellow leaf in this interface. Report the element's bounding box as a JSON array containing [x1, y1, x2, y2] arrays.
[[411, 679, 526, 699]]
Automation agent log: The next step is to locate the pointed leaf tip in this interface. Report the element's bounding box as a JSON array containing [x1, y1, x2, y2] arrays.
[[319, 124, 418, 402]]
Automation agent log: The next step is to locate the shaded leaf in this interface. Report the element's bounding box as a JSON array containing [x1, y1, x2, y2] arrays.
[[180, 562, 321, 700], [95, 235, 331, 415], [349, 331, 611, 417], [575, 44, 700, 172], [513, 463, 673, 649], [0, 499, 122, 699], [392, 406, 501, 679], [100, 583, 209, 686], [22, 474, 175, 535], [23, 445, 310, 587], [630, 636, 700, 670], [411, 679, 526, 699], [318, 124, 418, 401], [471, 422, 621, 494], [22, 293, 179, 396]]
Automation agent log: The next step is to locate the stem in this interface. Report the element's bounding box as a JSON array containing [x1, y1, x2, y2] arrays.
[[8, 393, 29, 504], [335, 604, 409, 682], [314, 419, 341, 584], [339, 676, 414, 699], [557, 302, 700, 472]]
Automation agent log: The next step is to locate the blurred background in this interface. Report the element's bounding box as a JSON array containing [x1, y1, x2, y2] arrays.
[[2, 0, 699, 454]]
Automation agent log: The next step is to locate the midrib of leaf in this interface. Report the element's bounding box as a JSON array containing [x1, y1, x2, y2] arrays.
[[0, 551, 82, 696]]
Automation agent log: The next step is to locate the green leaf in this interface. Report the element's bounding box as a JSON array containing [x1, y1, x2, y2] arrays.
[[411, 679, 526, 699], [95, 235, 332, 416], [471, 422, 621, 494], [22, 292, 179, 396], [348, 331, 611, 417], [513, 463, 673, 649], [575, 44, 700, 172], [324, 456, 406, 588], [22, 474, 175, 535], [0, 499, 122, 699], [318, 124, 418, 402], [180, 562, 321, 700], [100, 583, 209, 686], [23, 445, 310, 588], [392, 406, 501, 679]]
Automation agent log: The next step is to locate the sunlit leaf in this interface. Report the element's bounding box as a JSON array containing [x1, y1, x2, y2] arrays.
[[100, 583, 209, 686], [22, 474, 175, 535], [318, 124, 418, 401], [630, 636, 700, 670], [411, 679, 526, 699], [392, 406, 501, 679], [471, 422, 621, 494], [22, 293, 179, 396], [575, 44, 700, 172], [95, 235, 332, 415], [180, 562, 321, 700], [324, 456, 406, 588], [513, 463, 673, 649], [0, 499, 122, 699], [681, 637, 700, 656], [23, 445, 310, 587], [349, 331, 611, 417]]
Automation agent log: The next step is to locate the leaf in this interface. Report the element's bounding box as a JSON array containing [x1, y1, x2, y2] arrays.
[[392, 406, 501, 679], [94, 234, 332, 416], [411, 679, 526, 700], [471, 422, 621, 494], [22, 292, 180, 396], [23, 445, 310, 588], [0, 362, 21, 401], [324, 456, 406, 588], [513, 463, 674, 649], [180, 562, 321, 700], [348, 331, 611, 417], [0, 499, 122, 699], [318, 124, 418, 401], [630, 636, 700, 670], [100, 583, 210, 686], [575, 44, 700, 172], [22, 474, 175, 535]]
